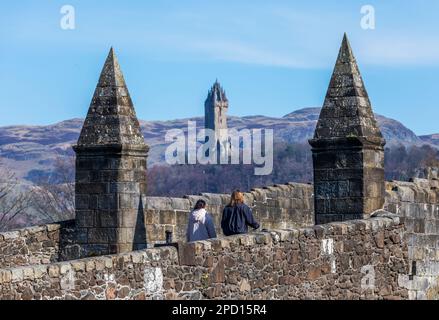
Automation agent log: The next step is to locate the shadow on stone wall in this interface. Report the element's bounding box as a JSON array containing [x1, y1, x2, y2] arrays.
[[134, 196, 147, 251]]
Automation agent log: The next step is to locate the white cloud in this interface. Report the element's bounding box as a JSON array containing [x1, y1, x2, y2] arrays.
[[167, 37, 315, 68], [6, 3, 439, 69], [357, 34, 439, 66]]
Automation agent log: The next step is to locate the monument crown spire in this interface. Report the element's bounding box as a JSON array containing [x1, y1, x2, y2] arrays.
[[207, 79, 228, 104]]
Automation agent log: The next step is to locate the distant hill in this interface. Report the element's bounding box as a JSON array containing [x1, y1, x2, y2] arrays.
[[0, 107, 436, 183], [420, 134, 439, 147]]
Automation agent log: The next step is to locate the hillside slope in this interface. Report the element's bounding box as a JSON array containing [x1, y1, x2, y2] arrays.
[[0, 108, 434, 182]]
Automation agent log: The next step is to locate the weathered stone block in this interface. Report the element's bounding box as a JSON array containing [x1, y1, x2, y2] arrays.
[[60, 264, 72, 275], [160, 210, 176, 225], [85, 260, 95, 272], [48, 265, 59, 278], [210, 258, 225, 284], [178, 242, 199, 266], [76, 183, 108, 194], [76, 211, 97, 228], [0, 270, 12, 283], [98, 194, 118, 210], [2, 231, 20, 240], [11, 269, 23, 282], [75, 195, 90, 210], [254, 232, 272, 245], [75, 228, 88, 244], [145, 209, 160, 225], [71, 261, 85, 271], [109, 182, 139, 194], [239, 234, 255, 246], [88, 228, 112, 244], [98, 210, 119, 228]]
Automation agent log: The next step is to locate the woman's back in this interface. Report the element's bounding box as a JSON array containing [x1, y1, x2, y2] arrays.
[[186, 203, 217, 242], [221, 203, 260, 236]]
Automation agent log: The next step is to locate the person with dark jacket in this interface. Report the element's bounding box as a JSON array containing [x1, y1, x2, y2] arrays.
[[221, 190, 260, 236], [186, 200, 217, 242]]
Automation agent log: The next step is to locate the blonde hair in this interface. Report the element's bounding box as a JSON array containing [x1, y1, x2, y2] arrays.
[[228, 190, 244, 207]]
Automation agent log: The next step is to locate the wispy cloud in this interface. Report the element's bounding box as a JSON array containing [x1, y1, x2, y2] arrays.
[[136, 5, 332, 69], [4, 2, 439, 69], [357, 34, 439, 66], [157, 36, 316, 68]]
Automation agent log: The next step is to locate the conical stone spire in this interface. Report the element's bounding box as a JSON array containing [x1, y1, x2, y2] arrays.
[[73, 49, 148, 258], [77, 48, 145, 146], [309, 34, 386, 225], [314, 33, 383, 141]]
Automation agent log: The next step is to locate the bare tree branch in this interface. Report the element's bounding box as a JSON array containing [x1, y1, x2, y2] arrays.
[[30, 156, 75, 223], [0, 160, 32, 231]]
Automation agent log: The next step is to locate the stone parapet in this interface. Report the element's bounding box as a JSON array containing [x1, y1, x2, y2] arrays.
[[0, 215, 407, 300], [0, 221, 75, 269], [144, 182, 314, 244], [385, 177, 439, 300]]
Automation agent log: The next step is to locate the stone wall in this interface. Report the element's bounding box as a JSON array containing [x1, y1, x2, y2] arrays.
[[3, 175, 439, 300], [144, 182, 314, 244], [384, 174, 439, 300], [0, 215, 408, 300], [0, 182, 314, 269], [0, 221, 75, 269]]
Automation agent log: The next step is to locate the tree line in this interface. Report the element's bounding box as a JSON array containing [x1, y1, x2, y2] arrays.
[[0, 143, 438, 231]]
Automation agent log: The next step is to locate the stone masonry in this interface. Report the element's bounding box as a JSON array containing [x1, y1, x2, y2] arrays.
[[73, 48, 149, 257], [385, 174, 439, 299], [3, 176, 439, 299], [144, 182, 314, 244], [309, 34, 386, 224], [0, 183, 313, 269], [0, 215, 408, 300], [0, 221, 74, 269]]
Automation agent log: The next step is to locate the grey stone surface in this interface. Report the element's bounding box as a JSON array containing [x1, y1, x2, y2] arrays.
[[0, 218, 408, 300], [144, 182, 314, 244], [73, 48, 149, 257], [0, 221, 75, 269], [309, 34, 386, 224], [77, 48, 145, 146], [385, 176, 439, 299]]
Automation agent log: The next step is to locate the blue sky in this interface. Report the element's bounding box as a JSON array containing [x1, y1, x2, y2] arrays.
[[1, 1, 438, 135]]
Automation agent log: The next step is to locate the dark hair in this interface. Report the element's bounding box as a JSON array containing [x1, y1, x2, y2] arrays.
[[194, 199, 206, 210]]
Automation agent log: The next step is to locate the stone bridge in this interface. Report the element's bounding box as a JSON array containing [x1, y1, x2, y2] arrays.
[[1, 35, 439, 300]]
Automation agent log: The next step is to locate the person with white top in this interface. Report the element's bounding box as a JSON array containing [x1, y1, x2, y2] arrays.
[[186, 199, 217, 242]]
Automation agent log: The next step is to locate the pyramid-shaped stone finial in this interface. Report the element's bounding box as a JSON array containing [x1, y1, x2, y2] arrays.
[[73, 49, 148, 258], [314, 33, 383, 142], [77, 48, 145, 146], [309, 34, 386, 225]]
